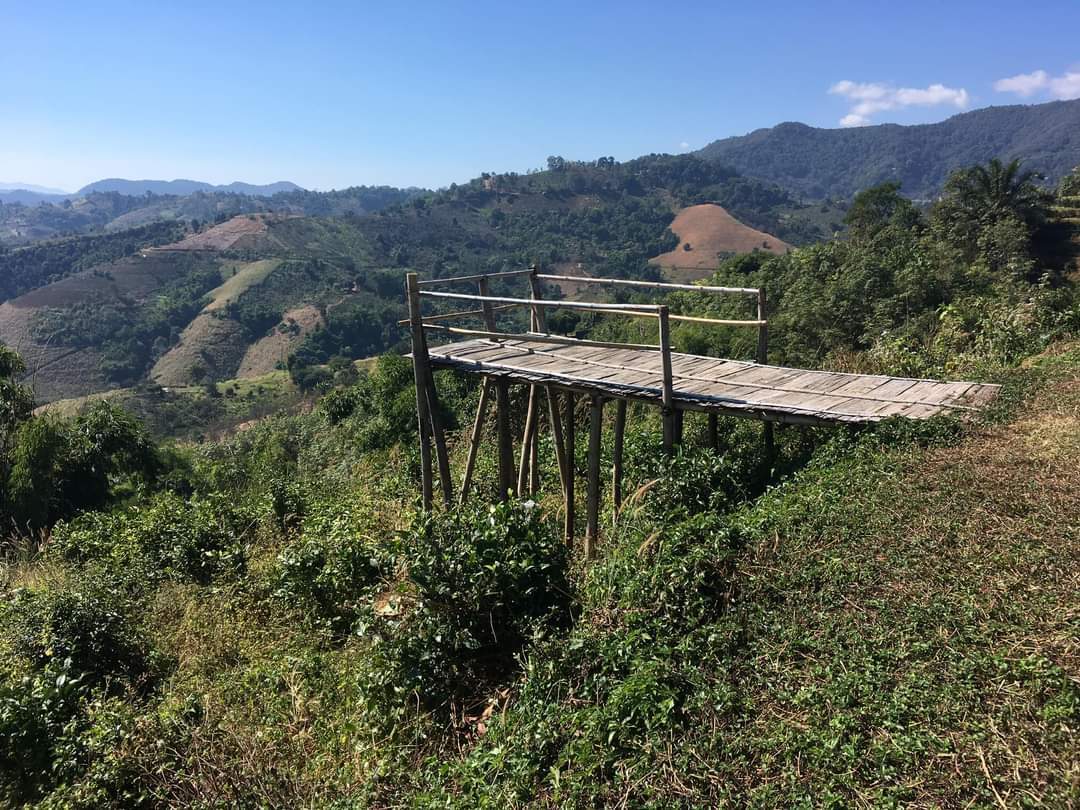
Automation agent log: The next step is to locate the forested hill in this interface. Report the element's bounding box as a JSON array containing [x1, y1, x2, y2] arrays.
[[697, 98, 1080, 200]]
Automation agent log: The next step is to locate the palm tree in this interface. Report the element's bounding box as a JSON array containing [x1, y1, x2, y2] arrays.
[[934, 158, 1049, 255], [942, 158, 1047, 225]]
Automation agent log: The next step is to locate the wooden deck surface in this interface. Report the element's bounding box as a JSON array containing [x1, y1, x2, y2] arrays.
[[425, 337, 1001, 425]]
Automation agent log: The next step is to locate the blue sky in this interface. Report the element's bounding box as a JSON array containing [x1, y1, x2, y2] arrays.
[[2, 0, 1078, 192]]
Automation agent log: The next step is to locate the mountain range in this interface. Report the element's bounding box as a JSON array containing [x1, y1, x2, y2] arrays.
[[0, 179, 304, 206], [696, 98, 1080, 200]]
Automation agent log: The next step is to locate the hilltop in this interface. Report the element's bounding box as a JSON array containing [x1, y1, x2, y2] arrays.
[[697, 98, 1080, 200], [1, 154, 829, 403], [77, 178, 304, 197]]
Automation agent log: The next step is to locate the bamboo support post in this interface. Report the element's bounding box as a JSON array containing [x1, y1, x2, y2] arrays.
[[406, 273, 434, 510], [612, 399, 626, 519], [424, 363, 452, 507], [478, 275, 514, 499], [547, 387, 569, 495], [658, 305, 675, 453], [564, 391, 576, 546], [517, 385, 539, 496], [459, 378, 492, 503], [586, 394, 603, 559]]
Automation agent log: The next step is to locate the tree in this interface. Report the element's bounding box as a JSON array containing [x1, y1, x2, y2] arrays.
[[932, 158, 1049, 259], [1058, 166, 1080, 198], [0, 346, 34, 479], [843, 182, 920, 239]]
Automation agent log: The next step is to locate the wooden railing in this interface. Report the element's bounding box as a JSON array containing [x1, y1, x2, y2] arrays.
[[403, 266, 767, 511]]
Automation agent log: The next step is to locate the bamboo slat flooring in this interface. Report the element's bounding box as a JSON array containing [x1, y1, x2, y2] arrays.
[[424, 338, 1001, 425]]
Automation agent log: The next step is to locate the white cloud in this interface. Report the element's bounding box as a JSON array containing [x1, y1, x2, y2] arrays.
[[829, 80, 970, 127], [839, 113, 870, 127], [995, 68, 1080, 101], [993, 70, 1049, 97], [678, 141, 690, 151], [1049, 72, 1080, 100]]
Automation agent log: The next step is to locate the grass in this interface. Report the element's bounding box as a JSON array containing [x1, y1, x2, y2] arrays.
[[409, 344, 1080, 806], [203, 259, 282, 312], [5, 344, 1077, 807]]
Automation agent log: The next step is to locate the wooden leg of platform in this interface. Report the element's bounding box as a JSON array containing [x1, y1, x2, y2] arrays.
[[707, 413, 718, 451], [763, 420, 775, 461], [459, 378, 492, 504], [586, 394, 604, 560], [424, 368, 452, 507], [495, 380, 513, 501], [564, 391, 576, 547], [547, 386, 568, 498], [612, 399, 626, 521], [517, 385, 539, 496], [530, 416, 540, 494], [414, 381, 434, 511], [406, 273, 433, 511]]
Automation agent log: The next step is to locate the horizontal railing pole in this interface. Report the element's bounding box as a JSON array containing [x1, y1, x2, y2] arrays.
[[418, 289, 660, 313], [422, 324, 662, 352], [585, 307, 764, 327], [396, 303, 516, 326], [535, 273, 759, 296], [416, 269, 535, 287]]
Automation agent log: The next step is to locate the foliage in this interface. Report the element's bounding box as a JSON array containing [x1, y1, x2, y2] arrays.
[[359, 501, 572, 721], [4, 402, 159, 531], [696, 99, 1080, 199], [0, 218, 183, 293], [29, 263, 221, 383], [49, 491, 251, 586]]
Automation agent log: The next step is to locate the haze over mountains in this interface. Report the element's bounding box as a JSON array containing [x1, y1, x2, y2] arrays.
[[697, 98, 1080, 200], [3, 96, 1080, 406], [0, 179, 305, 205]]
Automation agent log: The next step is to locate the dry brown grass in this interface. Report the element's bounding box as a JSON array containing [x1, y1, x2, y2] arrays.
[[649, 204, 790, 274]]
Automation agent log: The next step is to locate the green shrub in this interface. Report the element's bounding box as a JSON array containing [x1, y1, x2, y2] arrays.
[[2, 583, 153, 690], [360, 501, 571, 720], [50, 492, 249, 586], [271, 502, 389, 633], [0, 660, 91, 805]]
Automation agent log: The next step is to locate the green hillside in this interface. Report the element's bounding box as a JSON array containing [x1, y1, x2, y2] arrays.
[[2, 154, 836, 404], [697, 98, 1080, 200], [0, 158, 1077, 807]]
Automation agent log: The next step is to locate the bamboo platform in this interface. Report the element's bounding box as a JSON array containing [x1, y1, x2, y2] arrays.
[[425, 337, 1000, 426], [403, 267, 1002, 556]]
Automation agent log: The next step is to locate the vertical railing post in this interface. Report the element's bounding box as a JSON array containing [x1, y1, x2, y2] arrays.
[[406, 272, 433, 510], [756, 287, 775, 458], [658, 305, 675, 453], [756, 288, 768, 365]]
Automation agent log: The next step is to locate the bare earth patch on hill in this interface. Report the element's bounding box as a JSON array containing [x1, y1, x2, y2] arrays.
[[236, 304, 324, 378], [151, 313, 249, 386], [650, 204, 790, 275], [0, 254, 197, 401], [148, 214, 289, 253]]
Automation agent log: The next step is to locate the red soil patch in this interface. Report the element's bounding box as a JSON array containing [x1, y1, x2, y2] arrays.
[[236, 305, 324, 378], [650, 204, 790, 273], [147, 213, 288, 253]]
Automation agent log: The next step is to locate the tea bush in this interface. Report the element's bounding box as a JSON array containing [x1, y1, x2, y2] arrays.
[[359, 501, 572, 721]]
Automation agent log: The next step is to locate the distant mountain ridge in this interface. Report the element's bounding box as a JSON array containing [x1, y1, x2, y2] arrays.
[[77, 179, 304, 197], [0, 182, 69, 194], [696, 98, 1080, 200]]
